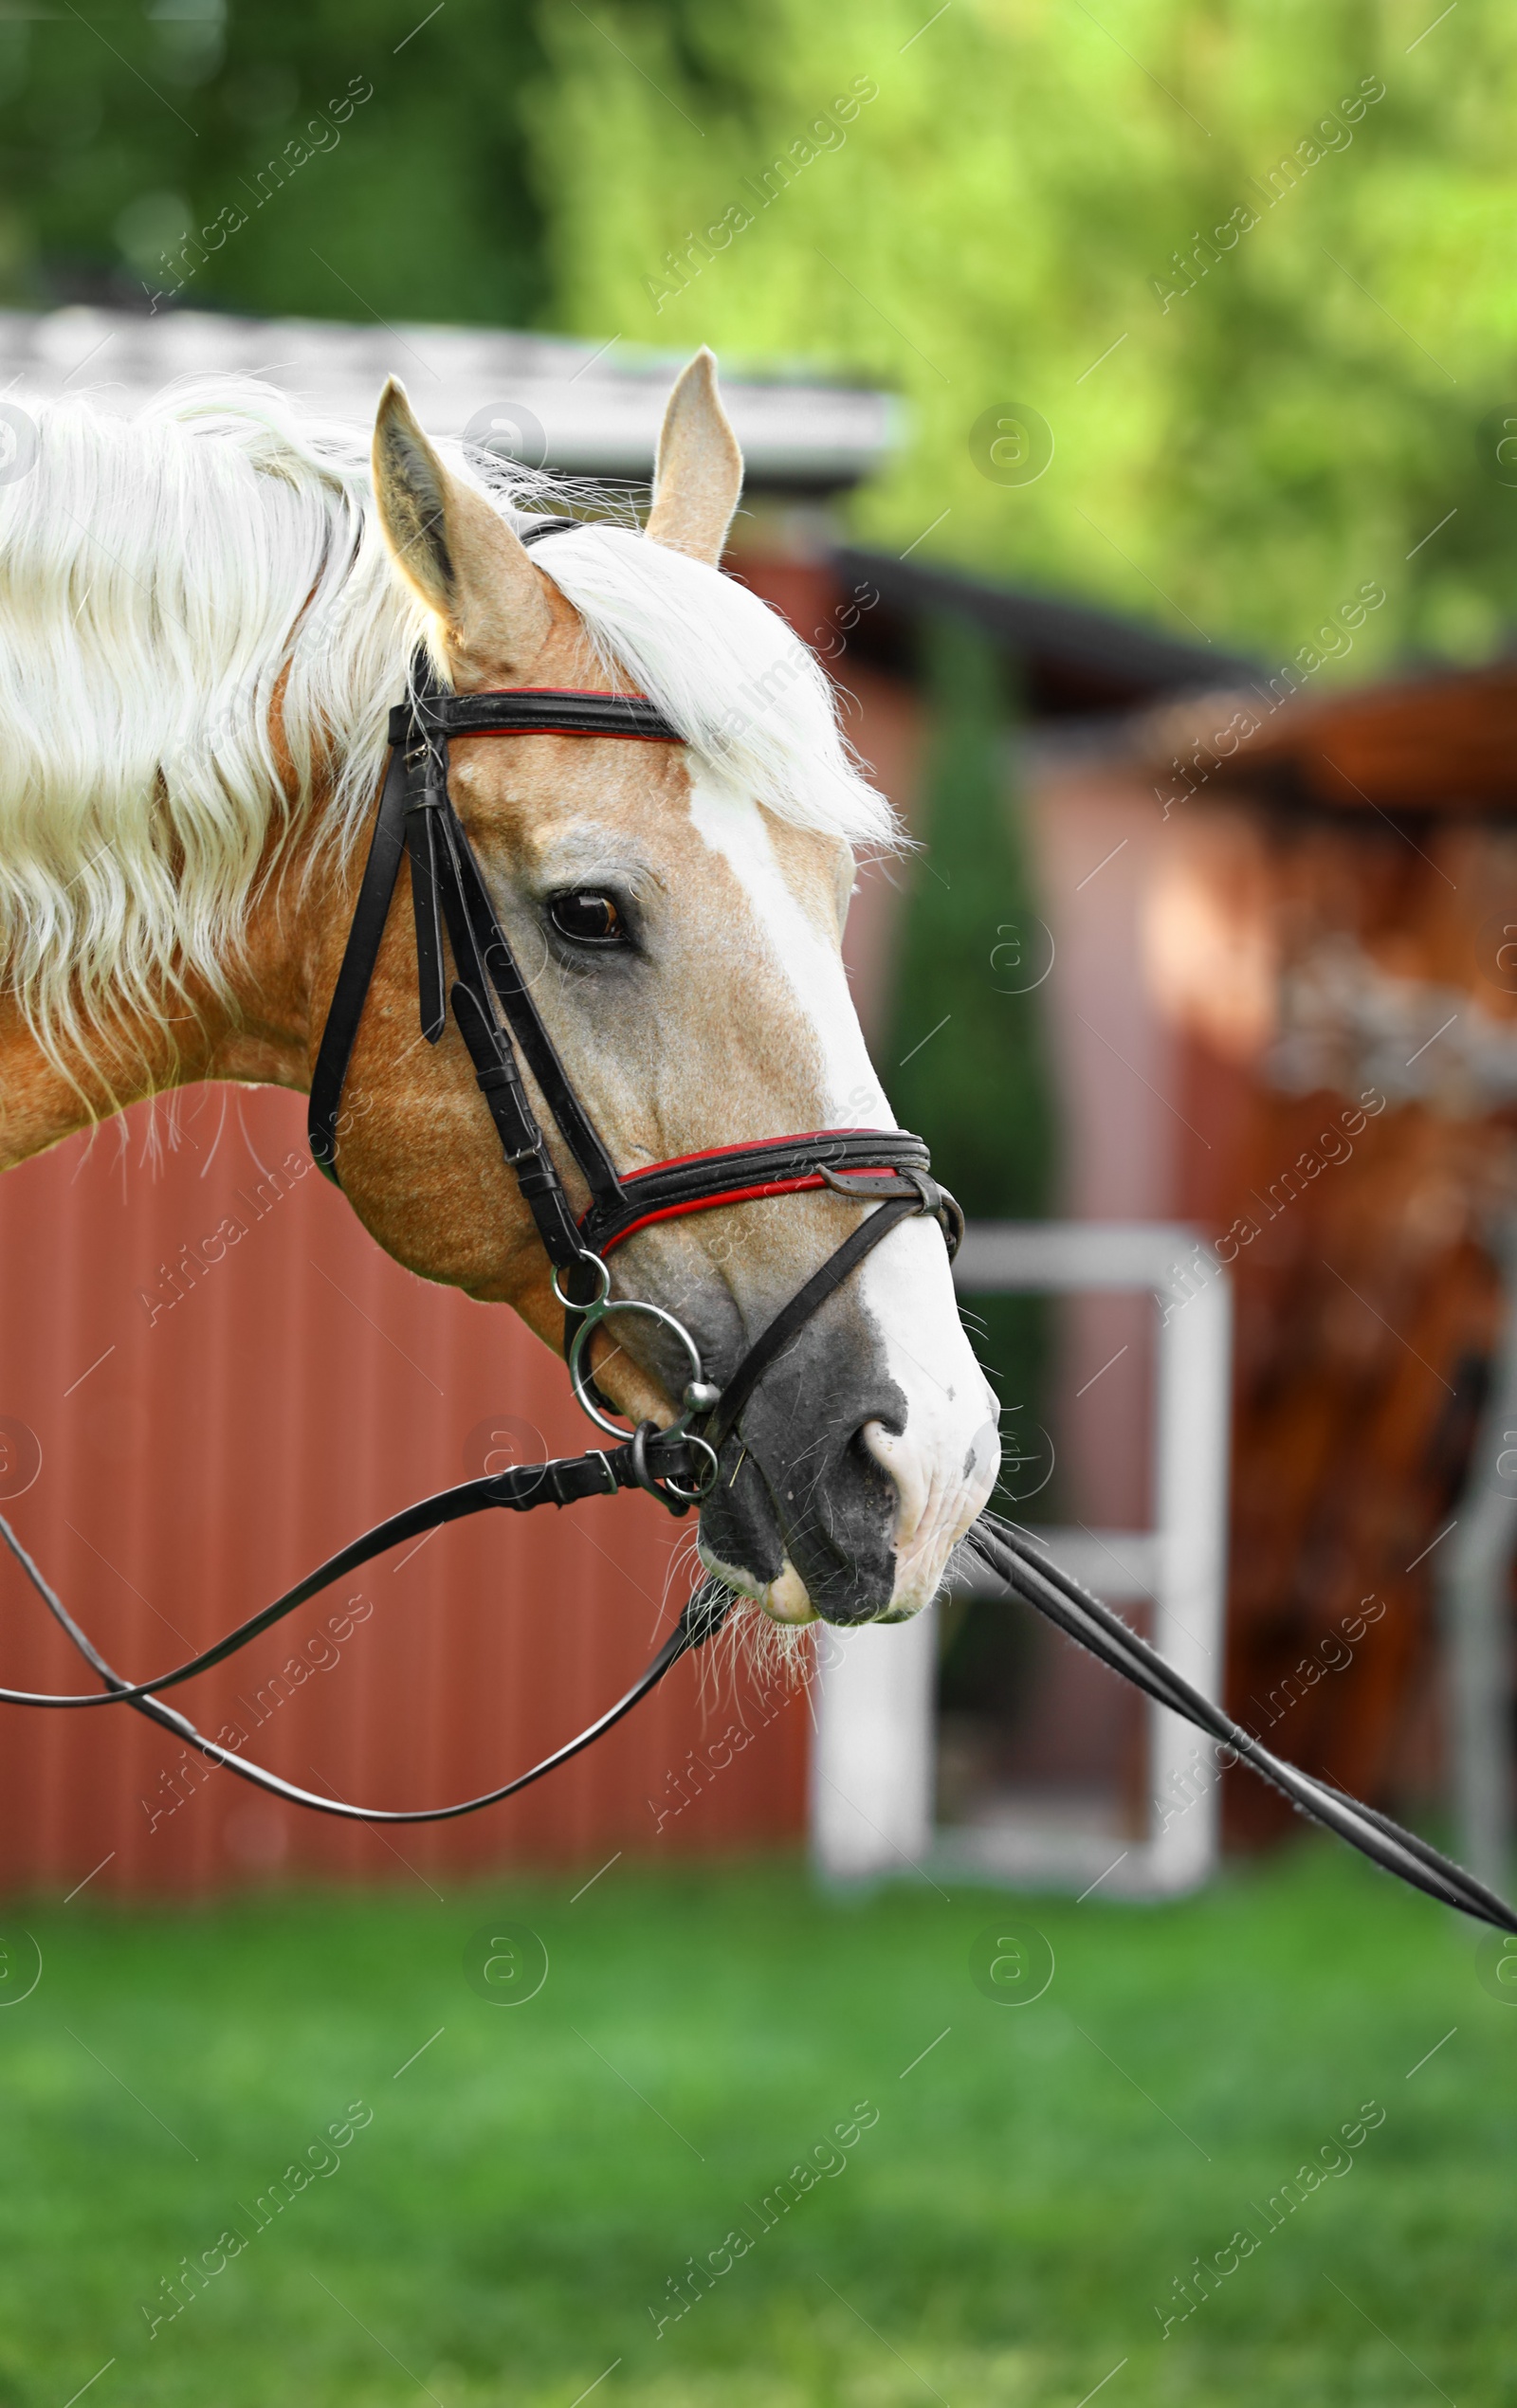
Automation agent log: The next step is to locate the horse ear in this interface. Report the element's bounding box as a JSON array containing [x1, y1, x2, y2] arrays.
[[371, 377, 552, 677], [645, 349, 742, 566]]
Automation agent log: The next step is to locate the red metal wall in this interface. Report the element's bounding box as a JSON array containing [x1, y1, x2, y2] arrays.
[[0, 1085, 809, 1898]]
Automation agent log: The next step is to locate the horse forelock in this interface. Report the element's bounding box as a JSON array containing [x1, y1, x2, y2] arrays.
[[522, 522, 898, 853]]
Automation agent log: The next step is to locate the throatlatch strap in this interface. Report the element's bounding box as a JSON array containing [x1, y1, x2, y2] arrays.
[[404, 726, 448, 1044], [308, 740, 411, 1180]]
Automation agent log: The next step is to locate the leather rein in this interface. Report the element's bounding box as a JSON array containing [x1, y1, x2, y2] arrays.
[[1, 519, 1514, 1940]]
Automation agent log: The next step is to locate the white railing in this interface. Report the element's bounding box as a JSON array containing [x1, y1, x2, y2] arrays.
[[812, 1224, 1233, 1897]]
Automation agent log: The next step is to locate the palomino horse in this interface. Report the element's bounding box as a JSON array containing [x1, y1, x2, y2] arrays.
[[0, 348, 998, 1630], [0, 347, 1509, 1934]]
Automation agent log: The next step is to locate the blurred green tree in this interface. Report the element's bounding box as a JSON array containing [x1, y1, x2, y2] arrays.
[[3, 0, 1513, 668], [527, 0, 1517, 671], [0, 0, 554, 328], [886, 612, 1055, 1456], [887, 611, 1053, 1223]]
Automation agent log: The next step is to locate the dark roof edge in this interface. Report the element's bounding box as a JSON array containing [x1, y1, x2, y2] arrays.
[[831, 545, 1258, 695]]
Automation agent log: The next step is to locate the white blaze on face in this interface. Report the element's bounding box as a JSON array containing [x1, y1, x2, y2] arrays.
[[687, 771, 1000, 1619]]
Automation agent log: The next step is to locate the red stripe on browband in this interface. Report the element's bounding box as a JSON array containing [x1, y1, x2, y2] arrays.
[[597, 1166, 899, 1255], [468, 723, 680, 742]]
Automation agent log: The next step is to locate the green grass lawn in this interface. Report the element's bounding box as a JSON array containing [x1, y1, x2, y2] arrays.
[[0, 1841, 1511, 2407]]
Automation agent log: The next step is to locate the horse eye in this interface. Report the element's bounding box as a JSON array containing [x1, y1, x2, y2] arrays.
[[549, 890, 627, 946]]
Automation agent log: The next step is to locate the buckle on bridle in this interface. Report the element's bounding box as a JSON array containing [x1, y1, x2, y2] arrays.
[[904, 1166, 965, 1260], [630, 1420, 720, 1514], [817, 1161, 963, 1260]]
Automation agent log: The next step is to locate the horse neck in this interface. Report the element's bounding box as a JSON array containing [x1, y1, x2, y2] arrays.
[[0, 829, 325, 1174]]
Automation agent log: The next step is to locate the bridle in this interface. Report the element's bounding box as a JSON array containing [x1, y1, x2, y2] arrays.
[[0, 519, 1513, 1941], [305, 634, 962, 1514]]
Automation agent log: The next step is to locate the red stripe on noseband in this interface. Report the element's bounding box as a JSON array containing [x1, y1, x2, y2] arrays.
[[595, 1165, 900, 1255]]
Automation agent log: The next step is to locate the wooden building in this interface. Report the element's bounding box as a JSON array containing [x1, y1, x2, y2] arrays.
[[745, 557, 1517, 1862], [1133, 666, 1517, 1846]]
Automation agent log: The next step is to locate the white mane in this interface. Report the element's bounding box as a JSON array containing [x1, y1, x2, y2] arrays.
[[0, 374, 892, 1074]]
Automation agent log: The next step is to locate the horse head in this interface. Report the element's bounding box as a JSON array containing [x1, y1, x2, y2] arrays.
[[322, 352, 999, 1626]]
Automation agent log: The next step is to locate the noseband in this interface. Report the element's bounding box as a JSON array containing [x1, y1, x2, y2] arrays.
[[2, 529, 1514, 1940]]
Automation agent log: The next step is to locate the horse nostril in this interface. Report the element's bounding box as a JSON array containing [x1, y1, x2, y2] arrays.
[[859, 1418, 926, 1547]]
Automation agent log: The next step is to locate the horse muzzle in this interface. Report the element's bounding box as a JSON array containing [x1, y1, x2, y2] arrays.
[[693, 1307, 999, 1627]]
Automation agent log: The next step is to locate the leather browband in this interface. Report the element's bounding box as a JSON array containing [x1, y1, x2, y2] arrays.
[[391, 689, 683, 744]]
